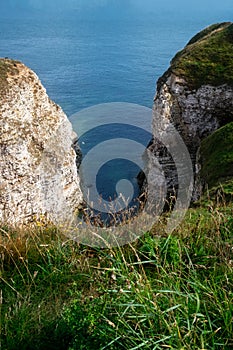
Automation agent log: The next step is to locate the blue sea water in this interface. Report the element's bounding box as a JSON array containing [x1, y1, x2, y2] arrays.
[[1, 12, 232, 115], [0, 9, 232, 218]]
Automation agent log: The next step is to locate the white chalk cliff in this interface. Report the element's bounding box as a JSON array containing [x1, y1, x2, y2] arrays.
[[147, 22, 233, 201], [0, 59, 82, 226]]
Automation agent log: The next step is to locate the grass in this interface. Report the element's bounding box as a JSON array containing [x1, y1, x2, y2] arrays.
[[0, 196, 232, 349], [1, 24, 233, 349], [1, 23, 233, 349], [200, 122, 233, 191], [161, 22, 233, 89]]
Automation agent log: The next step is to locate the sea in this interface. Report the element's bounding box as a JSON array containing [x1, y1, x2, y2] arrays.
[[0, 8, 232, 220]]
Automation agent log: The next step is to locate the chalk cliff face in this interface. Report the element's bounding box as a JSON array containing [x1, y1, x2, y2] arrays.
[[0, 59, 82, 226], [147, 22, 233, 201]]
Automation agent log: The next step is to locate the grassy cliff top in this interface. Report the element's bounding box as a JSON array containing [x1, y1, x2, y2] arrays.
[[200, 121, 233, 194], [161, 22, 233, 90]]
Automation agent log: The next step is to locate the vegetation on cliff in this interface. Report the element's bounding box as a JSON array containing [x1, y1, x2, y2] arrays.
[[200, 122, 233, 195], [169, 22, 233, 89], [157, 22, 233, 199], [1, 24, 233, 350]]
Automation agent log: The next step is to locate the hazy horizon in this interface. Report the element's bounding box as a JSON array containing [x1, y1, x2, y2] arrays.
[[1, 0, 233, 20], [0, 0, 232, 115]]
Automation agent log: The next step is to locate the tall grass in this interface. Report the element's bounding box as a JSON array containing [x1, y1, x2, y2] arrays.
[[0, 199, 232, 349]]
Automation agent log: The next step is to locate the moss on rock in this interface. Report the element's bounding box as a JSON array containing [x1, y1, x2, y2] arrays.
[[163, 22, 233, 89], [200, 122, 233, 192]]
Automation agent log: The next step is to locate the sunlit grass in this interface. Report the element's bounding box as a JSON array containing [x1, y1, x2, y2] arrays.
[[0, 197, 232, 349], [169, 22, 233, 89]]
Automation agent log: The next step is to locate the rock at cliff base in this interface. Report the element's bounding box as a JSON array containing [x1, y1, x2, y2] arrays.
[[0, 58, 82, 227]]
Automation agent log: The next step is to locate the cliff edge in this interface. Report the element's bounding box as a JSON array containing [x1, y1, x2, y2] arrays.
[[148, 22, 233, 201], [0, 59, 82, 227]]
